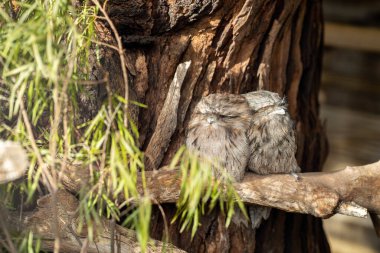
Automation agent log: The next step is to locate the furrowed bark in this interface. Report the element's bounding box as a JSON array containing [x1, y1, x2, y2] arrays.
[[76, 0, 328, 251]]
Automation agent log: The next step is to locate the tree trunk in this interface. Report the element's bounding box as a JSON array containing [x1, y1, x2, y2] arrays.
[[107, 0, 329, 252]]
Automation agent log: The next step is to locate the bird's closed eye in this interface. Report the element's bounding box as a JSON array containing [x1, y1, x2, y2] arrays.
[[220, 115, 238, 119]]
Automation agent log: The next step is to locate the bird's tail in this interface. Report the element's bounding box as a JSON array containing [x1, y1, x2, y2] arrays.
[[249, 205, 271, 229], [231, 205, 271, 229], [231, 206, 249, 227]]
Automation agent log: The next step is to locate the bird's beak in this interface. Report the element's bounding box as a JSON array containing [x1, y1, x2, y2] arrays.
[[207, 115, 217, 124]]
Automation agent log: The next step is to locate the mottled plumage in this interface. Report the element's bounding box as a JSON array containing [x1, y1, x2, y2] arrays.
[[186, 90, 299, 229], [186, 94, 251, 181], [243, 91, 300, 174], [243, 90, 300, 228]]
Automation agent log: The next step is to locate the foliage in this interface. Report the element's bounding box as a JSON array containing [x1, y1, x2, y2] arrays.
[[0, 0, 150, 250], [170, 147, 247, 237], [0, 0, 245, 252]]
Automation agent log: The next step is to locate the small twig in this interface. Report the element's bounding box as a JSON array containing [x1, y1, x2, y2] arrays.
[[80, 99, 122, 201], [95, 76, 114, 195], [75, 77, 108, 86], [90, 39, 119, 52], [19, 101, 57, 192], [92, 0, 130, 127], [153, 199, 170, 245], [53, 7, 81, 252], [80, 238, 89, 253], [68, 222, 83, 248]]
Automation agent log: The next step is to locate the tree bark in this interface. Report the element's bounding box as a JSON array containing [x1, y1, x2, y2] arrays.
[[6, 190, 186, 253], [62, 161, 380, 218], [102, 0, 328, 252]]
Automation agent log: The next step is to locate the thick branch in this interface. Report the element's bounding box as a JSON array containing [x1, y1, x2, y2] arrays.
[[62, 161, 380, 218], [7, 190, 185, 253]]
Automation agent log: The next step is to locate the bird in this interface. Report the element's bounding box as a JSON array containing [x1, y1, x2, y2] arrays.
[[243, 90, 299, 175], [243, 90, 300, 228], [186, 93, 251, 182], [185, 90, 300, 229]]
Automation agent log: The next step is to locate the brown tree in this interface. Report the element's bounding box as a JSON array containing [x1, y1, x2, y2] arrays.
[[1, 0, 332, 252], [104, 0, 329, 252]]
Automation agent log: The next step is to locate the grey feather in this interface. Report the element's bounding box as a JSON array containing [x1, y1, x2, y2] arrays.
[[186, 91, 299, 229], [186, 93, 251, 181]]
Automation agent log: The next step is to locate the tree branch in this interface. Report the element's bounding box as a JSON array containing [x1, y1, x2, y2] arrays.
[[62, 161, 380, 218], [7, 190, 186, 253]]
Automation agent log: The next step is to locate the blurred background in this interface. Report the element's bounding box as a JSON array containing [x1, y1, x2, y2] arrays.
[[321, 0, 380, 252]]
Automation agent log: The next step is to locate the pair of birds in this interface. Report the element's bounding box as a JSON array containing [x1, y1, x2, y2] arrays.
[[185, 90, 300, 229]]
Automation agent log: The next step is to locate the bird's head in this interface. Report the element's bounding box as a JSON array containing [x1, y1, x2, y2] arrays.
[[188, 93, 251, 131]]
